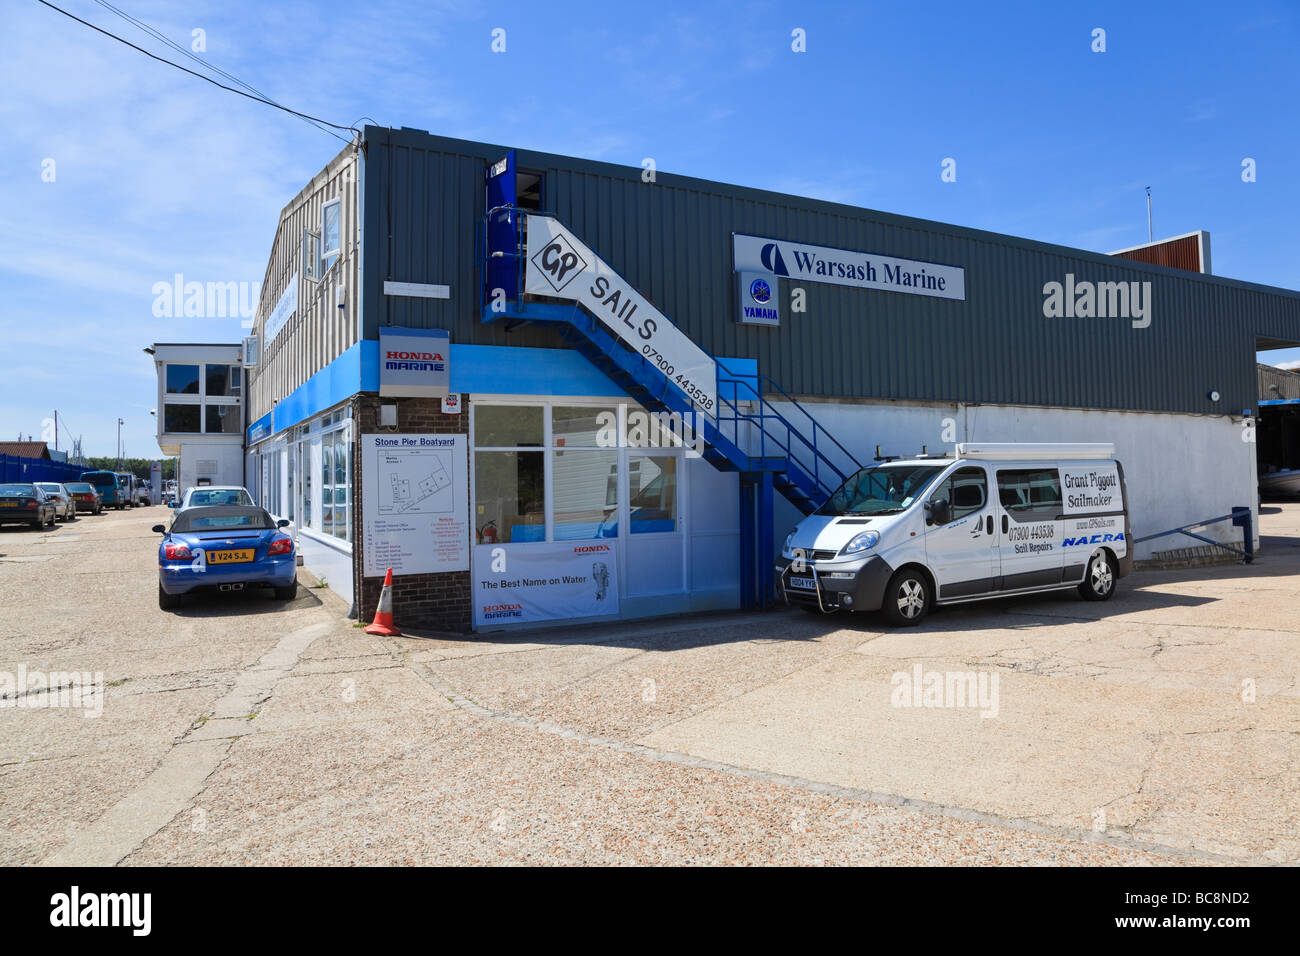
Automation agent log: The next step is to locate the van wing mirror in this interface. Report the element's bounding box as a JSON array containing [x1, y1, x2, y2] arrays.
[[926, 497, 951, 526]]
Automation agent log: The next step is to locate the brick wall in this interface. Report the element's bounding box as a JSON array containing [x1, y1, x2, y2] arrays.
[[351, 394, 472, 632]]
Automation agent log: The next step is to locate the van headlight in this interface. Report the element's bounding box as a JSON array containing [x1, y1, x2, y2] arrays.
[[840, 530, 880, 555], [783, 532, 795, 555]]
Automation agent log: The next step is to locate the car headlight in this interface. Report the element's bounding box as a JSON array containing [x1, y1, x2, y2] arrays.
[[840, 530, 880, 555]]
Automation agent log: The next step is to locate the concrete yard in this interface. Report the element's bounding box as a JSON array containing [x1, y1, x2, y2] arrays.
[[1, 504, 1296, 865]]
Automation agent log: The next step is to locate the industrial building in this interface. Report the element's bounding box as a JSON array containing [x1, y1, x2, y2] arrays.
[[165, 125, 1300, 631]]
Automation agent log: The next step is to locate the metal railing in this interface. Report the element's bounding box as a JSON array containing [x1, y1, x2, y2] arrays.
[[1133, 507, 1254, 563]]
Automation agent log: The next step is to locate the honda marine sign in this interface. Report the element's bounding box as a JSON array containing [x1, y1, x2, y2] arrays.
[[378, 327, 450, 398]]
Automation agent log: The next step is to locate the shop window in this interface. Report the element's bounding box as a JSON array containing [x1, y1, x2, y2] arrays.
[[628, 455, 677, 534], [997, 469, 1061, 521], [163, 403, 201, 433], [475, 405, 543, 447], [553, 406, 616, 448], [553, 449, 618, 539], [321, 441, 333, 537], [165, 364, 201, 395], [475, 451, 544, 543]]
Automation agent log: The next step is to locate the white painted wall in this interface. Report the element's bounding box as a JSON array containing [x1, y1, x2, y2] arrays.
[[177, 438, 245, 495], [769, 400, 1257, 561]]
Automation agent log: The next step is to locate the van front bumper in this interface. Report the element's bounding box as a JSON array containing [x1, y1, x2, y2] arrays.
[[773, 554, 895, 612]]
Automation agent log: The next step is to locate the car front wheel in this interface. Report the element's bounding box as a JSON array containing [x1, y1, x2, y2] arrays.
[[1078, 550, 1117, 601]]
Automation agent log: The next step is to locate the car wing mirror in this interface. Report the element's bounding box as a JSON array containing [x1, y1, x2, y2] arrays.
[[277, 519, 290, 528], [151, 524, 166, 534]]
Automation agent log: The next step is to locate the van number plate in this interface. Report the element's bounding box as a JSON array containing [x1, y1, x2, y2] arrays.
[[788, 575, 816, 591]]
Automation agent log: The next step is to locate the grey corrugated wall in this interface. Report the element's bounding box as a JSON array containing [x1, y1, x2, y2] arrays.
[[360, 126, 1300, 417]]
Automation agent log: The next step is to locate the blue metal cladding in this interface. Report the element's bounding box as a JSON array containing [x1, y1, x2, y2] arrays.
[[360, 126, 1300, 417]]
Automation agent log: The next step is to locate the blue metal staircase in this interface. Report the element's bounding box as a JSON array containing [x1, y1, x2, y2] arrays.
[[479, 208, 862, 605]]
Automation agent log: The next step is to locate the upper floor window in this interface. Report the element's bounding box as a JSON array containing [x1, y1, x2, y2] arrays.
[[321, 200, 341, 273], [165, 364, 201, 395]]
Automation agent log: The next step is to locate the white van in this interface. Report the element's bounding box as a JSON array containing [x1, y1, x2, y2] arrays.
[[775, 443, 1132, 626]]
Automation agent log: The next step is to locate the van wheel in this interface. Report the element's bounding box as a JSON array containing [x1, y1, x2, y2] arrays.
[[1078, 550, 1117, 601], [881, 567, 931, 626]]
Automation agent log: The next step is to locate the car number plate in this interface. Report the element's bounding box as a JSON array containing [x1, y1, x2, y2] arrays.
[[209, 549, 254, 564], [788, 575, 817, 591]]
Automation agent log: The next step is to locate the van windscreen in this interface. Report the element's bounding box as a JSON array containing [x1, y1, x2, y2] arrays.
[[817, 464, 944, 517]]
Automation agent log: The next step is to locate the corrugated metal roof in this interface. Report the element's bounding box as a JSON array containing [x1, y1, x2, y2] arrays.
[[360, 126, 1300, 417]]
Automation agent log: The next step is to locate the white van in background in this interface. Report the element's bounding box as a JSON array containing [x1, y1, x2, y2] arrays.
[[775, 443, 1132, 626]]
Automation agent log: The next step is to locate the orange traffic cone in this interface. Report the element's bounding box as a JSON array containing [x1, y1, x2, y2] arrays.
[[364, 568, 402, 636]]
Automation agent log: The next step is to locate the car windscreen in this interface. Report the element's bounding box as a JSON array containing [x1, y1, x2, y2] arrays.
[[36, 484, 61, 493], [816, 464, 945, 517], [170, 506, 276, 533], [65, 483, 94, 492], [83, 473, 115, 486], [0, 484, 36, 496], [186, 489, 253, 507]]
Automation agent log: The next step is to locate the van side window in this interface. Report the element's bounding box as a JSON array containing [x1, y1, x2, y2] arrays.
[[997, 469, 1062, 521], [934, 467, 987, 522]]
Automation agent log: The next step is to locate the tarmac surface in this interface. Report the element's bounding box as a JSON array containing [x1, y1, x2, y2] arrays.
[[1, 503, 1296, 865]]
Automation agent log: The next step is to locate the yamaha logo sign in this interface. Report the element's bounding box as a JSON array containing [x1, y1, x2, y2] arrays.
[[738, 271, 780, 326], [531, 234, 588, 293]]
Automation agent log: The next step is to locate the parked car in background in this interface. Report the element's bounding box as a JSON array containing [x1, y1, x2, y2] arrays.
[[133, 478, 152, 507], [35, 482, 77, 522], [64, 481, 103, 514], [154, 505, 296, 609], [175, 486, 255, 510], [0, 482, 57, 529], [115, 473, 138, 508], [80, 471, 126, 510]]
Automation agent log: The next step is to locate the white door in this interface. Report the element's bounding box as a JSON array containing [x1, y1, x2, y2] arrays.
[[924, 464, 999, 599]]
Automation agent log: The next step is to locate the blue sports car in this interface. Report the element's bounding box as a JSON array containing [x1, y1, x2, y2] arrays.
[[154, 505, 297, 610]]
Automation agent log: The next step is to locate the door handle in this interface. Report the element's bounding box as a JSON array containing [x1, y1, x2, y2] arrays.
[[1002, 515, 1009, 534], [986, 515, 993, 536]]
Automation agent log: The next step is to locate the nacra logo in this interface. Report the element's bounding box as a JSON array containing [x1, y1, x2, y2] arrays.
[[1063, 532, 1126, 547]]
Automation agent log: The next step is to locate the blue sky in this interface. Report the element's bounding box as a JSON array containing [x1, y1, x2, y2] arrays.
[[3, 0, 1299, 457]]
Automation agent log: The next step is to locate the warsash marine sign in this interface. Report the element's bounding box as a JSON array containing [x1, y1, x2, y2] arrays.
[[525, 216, 719, 416], [733, 234, 966, 301], [378, 327, 450, 398]]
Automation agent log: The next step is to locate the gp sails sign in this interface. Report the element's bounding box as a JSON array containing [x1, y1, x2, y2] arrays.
[[733, 234, 965, 301], [524, 217, 718, 415]]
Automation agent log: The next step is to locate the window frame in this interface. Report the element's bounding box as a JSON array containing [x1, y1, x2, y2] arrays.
[[320, 199, 341, 275]]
